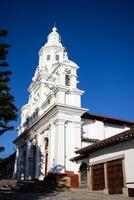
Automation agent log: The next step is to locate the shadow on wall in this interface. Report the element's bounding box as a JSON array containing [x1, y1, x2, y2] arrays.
[[38, 142, 65, 177], [90, 139, 134, 160], [32, 144, 68, 188], [16, 138, 66, 180]]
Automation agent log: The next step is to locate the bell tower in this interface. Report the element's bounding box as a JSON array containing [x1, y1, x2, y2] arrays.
[[38, 26, 64, 68], [17, 26, 87, 181]]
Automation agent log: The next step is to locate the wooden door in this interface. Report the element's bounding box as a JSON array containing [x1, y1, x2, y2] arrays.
[[45, 153, 48, 177], [107, 159, 124, 194], [92, 163, 105, 190]]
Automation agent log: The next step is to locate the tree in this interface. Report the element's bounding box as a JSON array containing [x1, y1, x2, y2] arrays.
[[0, 29, 18, 152]]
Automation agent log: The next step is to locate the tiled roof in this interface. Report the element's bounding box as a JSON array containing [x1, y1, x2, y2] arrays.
[[81, 136, 100, 143], [70, 127, 134, 162], [82, 112, 134, 126]]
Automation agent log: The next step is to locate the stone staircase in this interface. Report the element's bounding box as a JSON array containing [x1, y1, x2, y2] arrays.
[[0, 176, 69, 194], [80, 180, 88, 188]]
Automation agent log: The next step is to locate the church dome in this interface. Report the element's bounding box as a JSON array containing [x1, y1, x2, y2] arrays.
[[44, 26, 63, 48]]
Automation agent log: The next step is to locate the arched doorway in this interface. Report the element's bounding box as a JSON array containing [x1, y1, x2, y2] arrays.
[[44, 138, 49, 177], [20, 149, 26, 180], [29, 145, 36, 179], [79, 162, 88, 188], [23, 150, 26, 179]]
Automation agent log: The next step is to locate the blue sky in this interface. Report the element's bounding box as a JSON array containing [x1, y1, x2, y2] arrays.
[[0, 0, 134, 157]]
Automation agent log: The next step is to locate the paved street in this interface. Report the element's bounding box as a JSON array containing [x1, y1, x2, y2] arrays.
[[0, 189, 134, 200]]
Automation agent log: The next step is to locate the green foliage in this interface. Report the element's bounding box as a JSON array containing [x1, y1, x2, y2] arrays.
[[0, 29, 8, 36], [0, 29, 18, 152], [0, 146, 4, 152]]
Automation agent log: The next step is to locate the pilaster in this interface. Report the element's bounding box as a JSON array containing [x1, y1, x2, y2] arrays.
[[35, 139, 41, 178], [103, 162, 109, 194], [122, 159, 129, 196], [18, 147, 24, 180], [13, 147, 19, 179], [25, 141, 31, 179], [55, 120, 65, 173], [89, 166, 93, 190], [48, 123, 56, 172]]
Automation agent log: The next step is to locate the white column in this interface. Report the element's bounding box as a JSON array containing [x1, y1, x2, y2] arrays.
[[48, 124, 55, 172], [73, 122, 81, 173], [25, 142, 31, 179], [55, 120, 65, 173], [35, 140, 40, 178], [74, 122, 81, 150], [59, 69, 65, 86], [70, 74, 77, 89], [18, 148, 24, 180], [65, 121, 74, 171], [89, 166, 93, 190], [38, 142, 45, 180], [104, 162, 109, 194], [13, 147, 19, 179]]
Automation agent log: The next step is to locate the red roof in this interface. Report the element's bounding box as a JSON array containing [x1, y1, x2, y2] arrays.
[[82, 112, 134, 126], [70, 127, 134, 162]]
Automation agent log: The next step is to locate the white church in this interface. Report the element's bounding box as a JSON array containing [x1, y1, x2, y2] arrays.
[[14, 26, 134, 196]]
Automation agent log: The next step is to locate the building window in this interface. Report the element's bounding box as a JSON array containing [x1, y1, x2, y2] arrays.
[[56, 54, 59, 61], [47, 55, 50, 60], [65, 74, 70, 86], [45, 138, 49, 150]]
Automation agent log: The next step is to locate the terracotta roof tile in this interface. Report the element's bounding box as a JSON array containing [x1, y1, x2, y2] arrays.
[[70, 128, 134, 162], [82, 112, 134, 126]]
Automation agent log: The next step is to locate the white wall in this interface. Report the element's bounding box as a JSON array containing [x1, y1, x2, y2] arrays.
[[104, 123, 129, 138], [82, 118, 130, 141], [82, 119, 105, 140], [65, 93, 80, 107]]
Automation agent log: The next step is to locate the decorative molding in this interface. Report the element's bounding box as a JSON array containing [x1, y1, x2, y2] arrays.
[[89, 154, 125, 166]]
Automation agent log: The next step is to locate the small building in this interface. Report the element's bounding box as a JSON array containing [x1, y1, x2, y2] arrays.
[[71, 127, 134, 197]]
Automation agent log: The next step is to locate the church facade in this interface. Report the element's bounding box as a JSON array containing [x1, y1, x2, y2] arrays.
[[14, 27, 134, 190]]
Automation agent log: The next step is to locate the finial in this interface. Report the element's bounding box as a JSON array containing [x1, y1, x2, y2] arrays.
[[45, 24, 62, 46], [52, 23, 57, 32]]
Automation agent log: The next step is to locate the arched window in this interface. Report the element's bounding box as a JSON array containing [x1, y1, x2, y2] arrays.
[[47, 54, 50, 61], [44, 137, 49, 177], [45, 137, 49, 150], [30, 145, 36, 179], [56, 54, 59, 61], [65, 74, 70, 86]]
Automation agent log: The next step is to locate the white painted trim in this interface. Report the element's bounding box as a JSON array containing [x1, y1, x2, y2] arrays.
[[89, 154, 125, 166]]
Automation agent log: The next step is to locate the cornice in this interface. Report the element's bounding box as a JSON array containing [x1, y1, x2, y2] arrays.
[[14, 103, 87, 144]]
